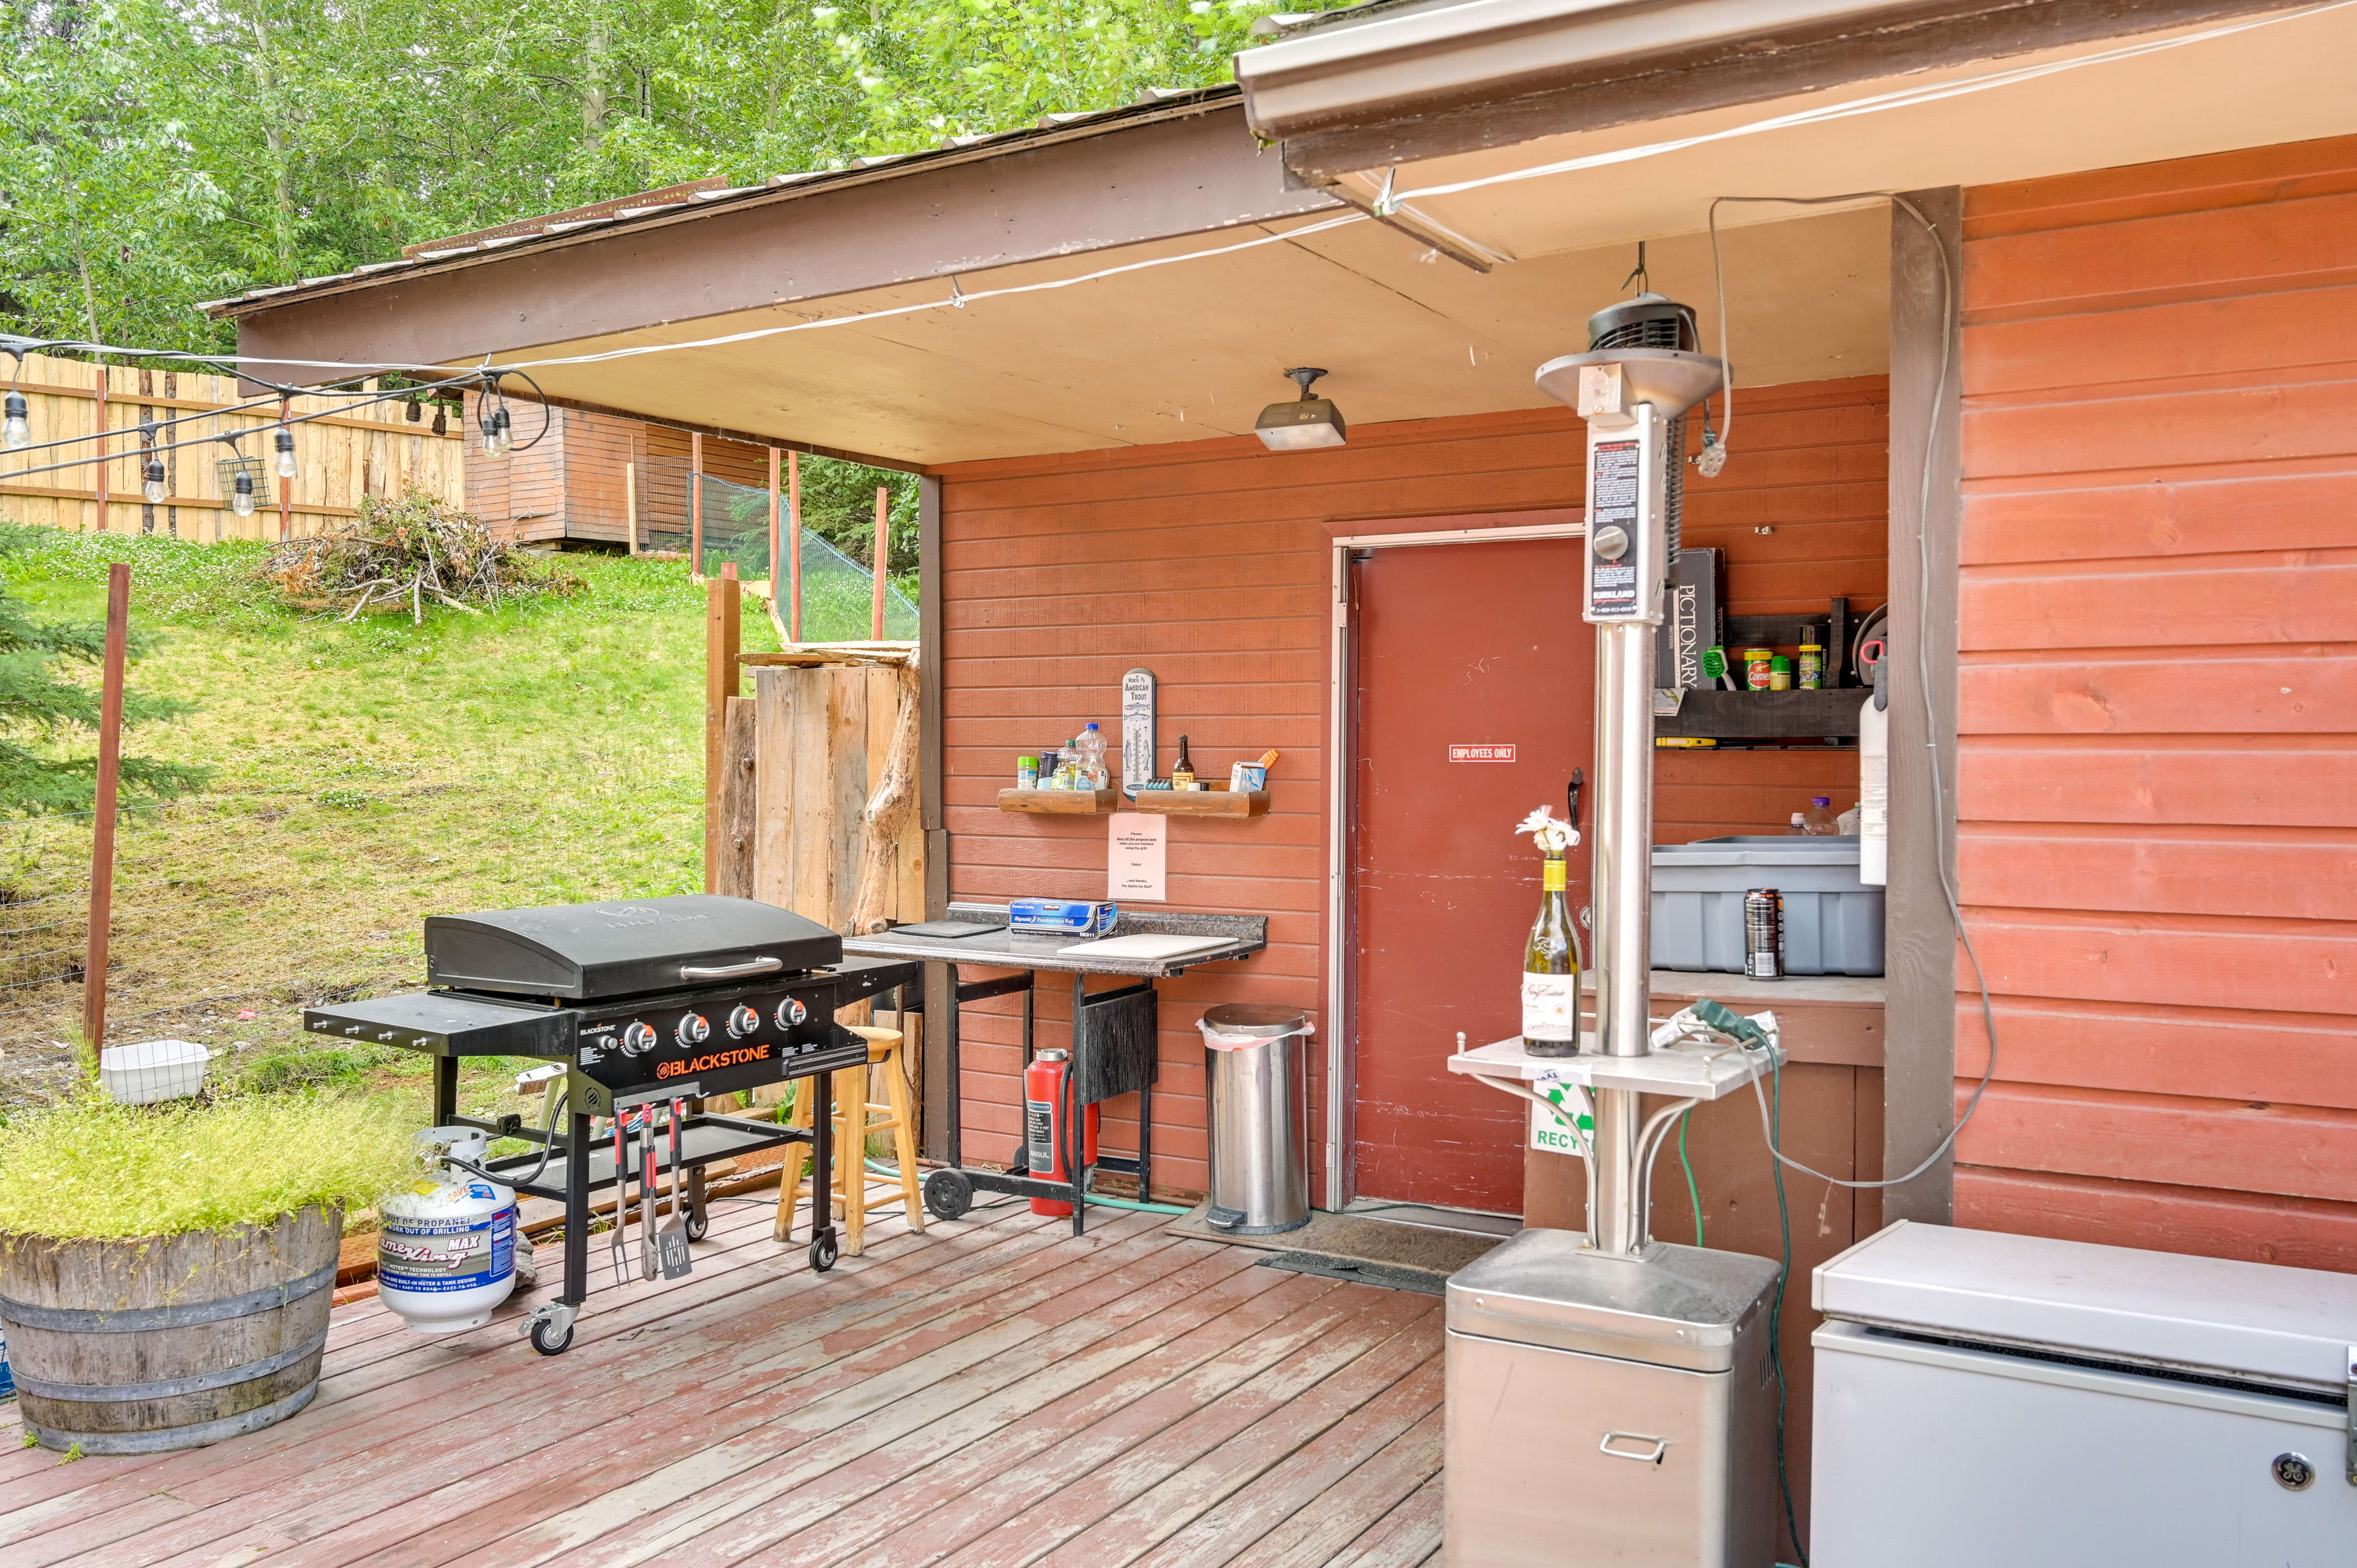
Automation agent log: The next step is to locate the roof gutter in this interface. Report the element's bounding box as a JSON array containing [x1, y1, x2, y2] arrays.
[[1234, 0, 2311, 180]]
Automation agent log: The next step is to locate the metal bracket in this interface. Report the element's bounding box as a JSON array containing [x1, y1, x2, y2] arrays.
[[2344, 1344, 2354, 1486]]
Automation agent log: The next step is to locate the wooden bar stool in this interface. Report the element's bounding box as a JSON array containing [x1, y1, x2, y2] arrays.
[[773, 1024, 924, 1256]]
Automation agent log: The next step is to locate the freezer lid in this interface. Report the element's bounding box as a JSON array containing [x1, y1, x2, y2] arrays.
[[1447, 1230, 1781, 1372], [1651, 836, 1860, 867], [1815, 1221, 2357, 1397], [425, 895, 843, 999]]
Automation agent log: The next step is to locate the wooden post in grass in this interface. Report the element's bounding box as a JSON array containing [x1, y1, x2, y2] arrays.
[[786, 451, 802, 642], [690, 431, 704, 579], [871, 486, 889, 639], [703, 563, 741, 892], [277, 397, 293, 544], [82, 563, 129, 1057], [625, 460, 639, 555]]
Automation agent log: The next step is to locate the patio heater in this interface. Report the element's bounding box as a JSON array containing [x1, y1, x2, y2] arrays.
[[1440, 296, 1784, 1567]]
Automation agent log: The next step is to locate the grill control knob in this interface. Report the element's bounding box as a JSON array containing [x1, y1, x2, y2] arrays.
[[620, 1022, 657, 1057], [676, 1013, 710, 1047], [774, 997, 809, 1029], [727, 1004, 761, 1038]]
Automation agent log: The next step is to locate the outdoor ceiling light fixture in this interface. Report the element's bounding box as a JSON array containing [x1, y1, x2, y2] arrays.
[[1254, 367, 1347, 451]]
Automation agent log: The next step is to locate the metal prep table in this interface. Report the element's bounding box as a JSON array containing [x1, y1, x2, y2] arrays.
[[843, 902, 1267, 1234]]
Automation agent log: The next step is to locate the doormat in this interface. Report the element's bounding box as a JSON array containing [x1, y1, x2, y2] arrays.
[[1165, 1202, 1502, 1277], [1254, 1251, 1448, 1296]]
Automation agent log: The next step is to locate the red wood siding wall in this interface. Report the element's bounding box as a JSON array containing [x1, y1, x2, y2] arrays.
[[934, 377, 1888, 1195], [1955, 134, 2357, 1270]]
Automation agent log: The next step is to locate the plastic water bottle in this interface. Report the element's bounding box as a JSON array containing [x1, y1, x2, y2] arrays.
[[1073, 723, 1109, 789], [1803, 795, 1839, 835]]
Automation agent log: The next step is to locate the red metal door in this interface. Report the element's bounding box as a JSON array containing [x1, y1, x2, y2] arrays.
[[1350, 536, 1594, 1213]]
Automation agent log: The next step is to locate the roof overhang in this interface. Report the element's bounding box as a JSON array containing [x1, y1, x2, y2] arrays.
[[1235, 0, 2328, 181]]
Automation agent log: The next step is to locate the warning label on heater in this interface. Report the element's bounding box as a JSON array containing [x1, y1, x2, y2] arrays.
[[1589, 439, 1641, 616]]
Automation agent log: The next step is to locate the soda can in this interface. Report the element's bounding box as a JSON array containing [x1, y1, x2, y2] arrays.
[[1744, 889, 1783, 980]]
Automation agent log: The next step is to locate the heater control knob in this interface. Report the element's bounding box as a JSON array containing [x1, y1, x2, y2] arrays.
[[620, 1022, 657, 1057], [727, 1004, 761, 1038], [1591, 525, 1630, 561], [775, 997, 809, 1029], [675, 1013, 710, 1047]]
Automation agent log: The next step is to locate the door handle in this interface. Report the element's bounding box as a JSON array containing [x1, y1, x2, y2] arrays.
[[1599, 1431, 1669, 1464]]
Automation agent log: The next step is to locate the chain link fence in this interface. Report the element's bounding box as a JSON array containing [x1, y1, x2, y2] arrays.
[[0, 741, 704, 1112]]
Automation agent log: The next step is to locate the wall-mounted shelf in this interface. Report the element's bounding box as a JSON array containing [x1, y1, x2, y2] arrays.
[[998, 788, 1119, 815], [1133, 788, 1270, 818], [1656, 688, 1864, 741]]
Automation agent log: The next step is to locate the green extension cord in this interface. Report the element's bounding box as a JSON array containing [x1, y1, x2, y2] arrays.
[[1678, 1110, 1703, 1247]]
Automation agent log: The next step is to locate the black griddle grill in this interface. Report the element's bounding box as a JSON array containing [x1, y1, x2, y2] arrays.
[[303, 895, 919, 1354]]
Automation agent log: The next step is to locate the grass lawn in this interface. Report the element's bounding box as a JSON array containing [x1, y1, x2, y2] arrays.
[[0, 527, 782, 1122]]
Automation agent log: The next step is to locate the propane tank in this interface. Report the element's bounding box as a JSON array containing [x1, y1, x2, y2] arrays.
[[1023, 1049, 1100, 1217], [377, 1126, 517, 1332]]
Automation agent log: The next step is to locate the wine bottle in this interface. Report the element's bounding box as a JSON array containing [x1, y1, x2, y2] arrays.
[[1522, 853, 1582, 1056]]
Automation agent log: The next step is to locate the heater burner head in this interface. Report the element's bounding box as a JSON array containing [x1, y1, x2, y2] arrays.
[[1585, 292, 1700, 353]]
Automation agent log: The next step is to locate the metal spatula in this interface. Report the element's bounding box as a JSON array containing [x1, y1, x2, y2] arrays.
[[655, 1098, 692, 1279]]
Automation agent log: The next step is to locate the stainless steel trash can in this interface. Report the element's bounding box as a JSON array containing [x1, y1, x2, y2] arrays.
[[1198, 1003, 1314, 1235]]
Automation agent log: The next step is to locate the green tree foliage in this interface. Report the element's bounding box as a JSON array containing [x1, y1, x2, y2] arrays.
[[0, 0, 1345, 355], [0, 533, 206, 813]]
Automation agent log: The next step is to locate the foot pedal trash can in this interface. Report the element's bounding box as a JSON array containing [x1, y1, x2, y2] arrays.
[[1199, 1005, 1315, 1235]]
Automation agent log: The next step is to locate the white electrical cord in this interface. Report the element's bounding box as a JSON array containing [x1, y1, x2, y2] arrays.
[[1701, 192, 2003, 1192]]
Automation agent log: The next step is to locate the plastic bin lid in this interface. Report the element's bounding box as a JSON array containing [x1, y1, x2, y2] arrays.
[[1652, 834, 1860, 866], [1199, 1003, 1308, 1036]]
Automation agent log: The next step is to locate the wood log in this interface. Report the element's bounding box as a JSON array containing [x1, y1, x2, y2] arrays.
[[716, 695, 759, 898], [845, 650, 921, 937]]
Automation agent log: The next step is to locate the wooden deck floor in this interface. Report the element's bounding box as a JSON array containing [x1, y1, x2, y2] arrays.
[[0, 1196, 1446, 1567]]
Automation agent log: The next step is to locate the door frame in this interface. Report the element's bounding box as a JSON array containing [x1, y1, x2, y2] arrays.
[[1323, 512, 1588, 1211]]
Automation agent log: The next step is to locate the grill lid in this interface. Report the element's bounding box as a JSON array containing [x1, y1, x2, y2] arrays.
[[425, 895, 842, 1000]]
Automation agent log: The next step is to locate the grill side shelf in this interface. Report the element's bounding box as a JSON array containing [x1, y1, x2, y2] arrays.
[[302, 991, 577, 1057]]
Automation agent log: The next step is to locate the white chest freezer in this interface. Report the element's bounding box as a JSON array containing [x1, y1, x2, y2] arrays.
[[1811, 1221, 2357, 1567]]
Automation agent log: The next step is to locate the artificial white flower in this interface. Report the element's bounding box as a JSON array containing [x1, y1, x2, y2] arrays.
[[1515, 804, 1579, 853]]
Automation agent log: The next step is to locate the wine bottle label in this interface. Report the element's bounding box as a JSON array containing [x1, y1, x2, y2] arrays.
[[1521, 973, 1578, 1040], [1542, 859, 1568, 890]]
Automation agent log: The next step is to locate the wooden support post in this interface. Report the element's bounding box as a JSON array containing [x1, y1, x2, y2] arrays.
[[690, 431, 704, 578], [715, 695, 759, 898], [91, 366, 108, 534], [704, 564, 742, 892], [82, 563, 129, 1056], [871, 485, 889, 640], [768, 447, 782, 593], [625, 460, 639, 554], [787, 450, 803, 643], [277, 398, 293, 544]]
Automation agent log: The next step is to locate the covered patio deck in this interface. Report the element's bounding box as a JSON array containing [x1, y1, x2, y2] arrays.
[[0, 1201, 1445, 1567]]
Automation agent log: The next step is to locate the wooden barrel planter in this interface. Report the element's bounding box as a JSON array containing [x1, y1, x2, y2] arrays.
[[0, 1203, 343, 1454]]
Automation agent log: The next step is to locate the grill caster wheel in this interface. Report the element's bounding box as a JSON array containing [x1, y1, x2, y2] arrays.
[[529, 1317, 574, 1356], [685, 1205, 708, 1242], [924, 1168, 974, 1221], [809, 1231, 839, 1273]]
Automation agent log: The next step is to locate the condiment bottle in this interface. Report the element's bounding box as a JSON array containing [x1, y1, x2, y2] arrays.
[[1017, 755, 1038, 789], [1798, 639, 1824, 690], [1171, 736, 1196, 790]]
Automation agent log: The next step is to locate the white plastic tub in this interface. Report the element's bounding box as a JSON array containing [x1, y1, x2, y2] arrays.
[[97, 1039, 213, 1105]]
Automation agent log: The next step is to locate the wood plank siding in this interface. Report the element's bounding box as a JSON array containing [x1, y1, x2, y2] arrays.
[[1955, 134, 2357, 1269], [933, 378, 1888, 1196], [462, 398, 775, 547]]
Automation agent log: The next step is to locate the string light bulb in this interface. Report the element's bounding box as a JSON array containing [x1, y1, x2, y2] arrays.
[[481, 404, 512, 457], [2, 391, 26, 450], [274, 427, 298, 479], [231, 471, 256, 517], [143, 459, 166, 505]]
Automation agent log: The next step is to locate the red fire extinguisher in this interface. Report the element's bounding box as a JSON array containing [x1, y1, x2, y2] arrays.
[[1023, 1048, 1099, 1217]]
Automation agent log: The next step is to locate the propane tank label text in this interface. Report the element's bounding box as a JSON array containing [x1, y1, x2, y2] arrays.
[[659, 1043, 772, 1080]]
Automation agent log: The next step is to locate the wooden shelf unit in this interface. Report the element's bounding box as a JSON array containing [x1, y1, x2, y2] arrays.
[[1656, 688, 1865, 741], [998, 788, 1119, 815], [1133, 788, 1270, 818]]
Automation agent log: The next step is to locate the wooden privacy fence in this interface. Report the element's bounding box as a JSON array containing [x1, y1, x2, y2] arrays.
[[0, 351, 467, 541]]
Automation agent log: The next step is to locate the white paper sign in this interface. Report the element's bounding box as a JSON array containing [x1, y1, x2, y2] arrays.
[[1108, 813, 1167, 903]]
